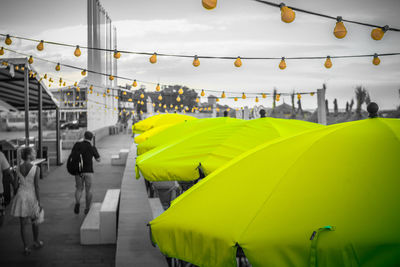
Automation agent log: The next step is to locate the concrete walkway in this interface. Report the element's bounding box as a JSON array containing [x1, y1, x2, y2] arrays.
[[0, 133, 132, 267]]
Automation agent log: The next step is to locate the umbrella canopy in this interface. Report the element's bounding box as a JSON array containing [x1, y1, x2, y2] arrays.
[[137, 117, 241, 155], [132, 114, 196, 134], [0, 99, 17, 112], [134, 124, 175, 144], [150, 118, 400, 267], [136, 118, 322, 181]]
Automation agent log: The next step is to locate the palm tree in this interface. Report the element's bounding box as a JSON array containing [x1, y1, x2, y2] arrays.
[[272, 88, 277, 115], [333, 98, 338, 117], [355, 86, 367, 119], [290, 92, 296, 118]]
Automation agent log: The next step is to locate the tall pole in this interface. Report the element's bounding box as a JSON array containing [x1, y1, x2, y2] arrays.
[[56, 108, 61, 165], [38, 82, 43, 158], [24, 63, 30, 146], [317, 84, 327, 125]]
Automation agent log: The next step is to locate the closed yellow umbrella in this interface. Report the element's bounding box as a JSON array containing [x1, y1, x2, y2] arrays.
[[134, 124, 174, 144], [150, 114, 400, 266], [132, 113, 196, 134]]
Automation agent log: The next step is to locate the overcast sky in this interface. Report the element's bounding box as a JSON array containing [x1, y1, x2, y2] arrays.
[[0, 0, 400, 109]]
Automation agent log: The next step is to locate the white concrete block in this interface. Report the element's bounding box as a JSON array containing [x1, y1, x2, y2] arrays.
[[80, 203, 101, 245], [111, 155, 125, 166], [149, 198, 164, 219], [100, 189, 120, 244]]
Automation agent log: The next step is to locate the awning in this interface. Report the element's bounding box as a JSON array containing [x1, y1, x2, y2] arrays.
[[0, 57, 59, 110]]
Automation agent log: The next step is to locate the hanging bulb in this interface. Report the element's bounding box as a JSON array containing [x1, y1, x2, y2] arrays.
[[141, 101, 144, 105], [123, 91, 127, 95], [156, 83, 160, 91], [109, 75, 114, 81], [170, 104, 174, 108], [193, 55, 200, 67], [234, 56, 242, 67], [28, 55, 34, 64], [216, 108, 220, 112], [262, 93, 267, 99], [0, 47, 4, 56], [202, 0, 217, 10], [103, 93, 106, 97], [195, 97, 200, 103], [216, 98, 219, 102], [158, 94, 162, 101], [114, 50, 121, 59], [372, 53, 380, 66], [55, 63, 61, 71], [280, 3, 295, 23], [176, 96, 181, 102], [106, 88, 110, 94], [140, 93, 145, 99], [310, 92, 315, 96], [63, 82, 66, 86], [90, 85, 93, 90], [178, 88, 184, 95], [137, 100, 141, 104], [371, 25, 389, 41], [150, 53, 157, 64], [279, 57, 286, 70], [133, 80, 137, 87], [333, 16, 347, 39], [276, 94, 280, 101], [59, 78, 63, 83], [163, 104, 167, 108], [324, 56, 332, 69], [234, 97, 238, 101], [297, 93, 301, 100], [76, 96, 80, 100], [36, 40, 44, 51], [5, 34, 12, 45], [255, 97, 259, 103], [175, 106, 178, 110], [74, 45, 81, 57], [81, 69, 87, 76], [242, 92, 246, 99], [152, 103, 156, 107], [221, 91, 226, 98], [74, 81, 78, 87]]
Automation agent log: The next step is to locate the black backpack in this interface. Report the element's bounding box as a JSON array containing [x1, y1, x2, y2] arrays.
[[66, 142, 83, 176]]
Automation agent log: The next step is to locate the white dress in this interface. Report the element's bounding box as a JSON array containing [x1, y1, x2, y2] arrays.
[[10, 165, 40, 218]]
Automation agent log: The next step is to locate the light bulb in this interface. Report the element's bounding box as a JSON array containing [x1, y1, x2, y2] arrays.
[[150, 53, 157, 64], [196, 98, 200, 103], [123, 91, 127, 95], [200, 89, 205, 97], [221, 91, 226, 98], [262, 93, 267, 99], [242, 92, 246, 99], [216, 98, 219, 102], [36, 40, 44, 51], [28, 55, 34, 64], [159, 103, 162, 107], [176, 96, 181, 102], [109, 75, 114, 81], [371, 25, 389, 41], [74, 81, 78, 86], [333, 17, 347, 39], [216, 108, 220, 112], [280, 4, 295, 23], [158, 95, 162, 101], [234, 56, 242, 67], [255, 97, 259, 103], [74, 45, 81, 57], [276, 94, 280, 101], [310, 92, 315, 96], [178, 88, 183, 95], [324, 56, 332, 69], [133, 80, 137, 87], [63, 82, 66, 86], [137, 100, 141, 104], [0, 47, 4, 55], [234, 97, 238, 101], [44, 74, 47, 79], [114, 50, 121, 59], [76, 96, 80, 100], [156, 83, 160, 91], [90, 85, 93, 90], [202, 0, 217, 10], [140, 93, 145, 99], [180, 104, 184, 108], [141, 101, 144, 105], [5, 35, 12, 45], [193, 55, 200, 67], [55, 63, 61, 71], [170, 104, 174, 108], [152, 103, 156, 107], [297, 93, 301, 100], [140, 110, 143, 115], [164, 104, 167, 108], [175, 106, 178, 110], [59, 78, 63, 83], [279, 57, 286, 70], [81, 69, 87, 76], [372, 53, 380, 66]]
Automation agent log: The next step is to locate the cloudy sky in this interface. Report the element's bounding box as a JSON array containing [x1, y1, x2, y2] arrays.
[[1, 0, 400, 109]]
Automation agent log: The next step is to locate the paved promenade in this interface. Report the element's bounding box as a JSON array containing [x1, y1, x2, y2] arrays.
[[0, 133, 132, 267]]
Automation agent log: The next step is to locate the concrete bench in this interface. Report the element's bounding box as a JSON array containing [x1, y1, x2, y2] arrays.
[[111, 149, 130, 166], [100, 189, 120, 244], [80, 202, 102, 245], [149, 198, 164, 219]]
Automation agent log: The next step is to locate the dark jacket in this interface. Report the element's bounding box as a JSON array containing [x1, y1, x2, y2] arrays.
[[71, 140, 100, 173]]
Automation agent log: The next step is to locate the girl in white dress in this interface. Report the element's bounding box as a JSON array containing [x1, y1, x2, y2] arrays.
[[10, 147, 43, 255]]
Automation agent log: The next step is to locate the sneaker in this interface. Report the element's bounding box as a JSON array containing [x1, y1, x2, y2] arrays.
[[74, 203, 80, 214], [84, 208, 90, 215]]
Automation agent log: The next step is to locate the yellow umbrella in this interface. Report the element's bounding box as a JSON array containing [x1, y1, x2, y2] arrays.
[[150, 115, 400, 266], [132, 113, 196, 134], [134, 124, 174, 144]]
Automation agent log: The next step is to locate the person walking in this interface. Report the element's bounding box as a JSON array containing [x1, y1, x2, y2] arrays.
[[10, 147, 43, 255], [1, 147, 14, 207], [71, 131, 100, 215]]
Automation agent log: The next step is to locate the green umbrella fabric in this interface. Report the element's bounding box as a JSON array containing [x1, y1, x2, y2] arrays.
[[136, 118, 323, 181], [150, 118, 400, 267], [137, 117, 241, 155]]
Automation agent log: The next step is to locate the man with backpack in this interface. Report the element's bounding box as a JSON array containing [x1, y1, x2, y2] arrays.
[[67, 131, 100, 215]]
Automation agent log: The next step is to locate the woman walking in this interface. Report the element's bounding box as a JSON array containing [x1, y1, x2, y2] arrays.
[[10, 147, 43, 255]]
